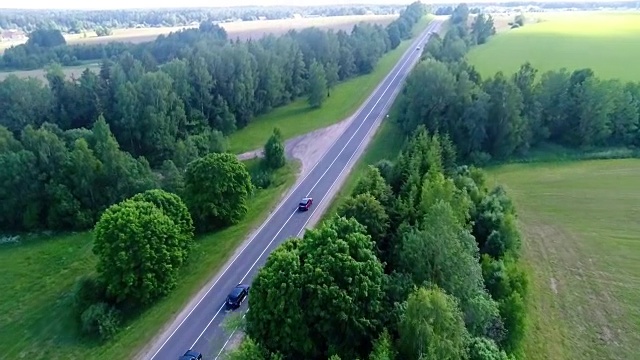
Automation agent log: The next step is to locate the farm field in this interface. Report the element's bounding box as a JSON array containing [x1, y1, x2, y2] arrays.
[[467, 12, 640, 81], [0, 160, 298, 360], [488, 159, 640, 360], [0, 14, 397, 81]]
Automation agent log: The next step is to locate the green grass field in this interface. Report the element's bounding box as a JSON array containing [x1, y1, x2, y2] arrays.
[[228, 16, 433, 154], [0, 159, 298, 359], [467, 12, 640, 81], [488, 159, 640, 360]]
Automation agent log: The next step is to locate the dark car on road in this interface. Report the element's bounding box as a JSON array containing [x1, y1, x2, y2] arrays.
[[298, 197, 313, 211], [225, 284, 250, 310], [179, 349, 202, 360]]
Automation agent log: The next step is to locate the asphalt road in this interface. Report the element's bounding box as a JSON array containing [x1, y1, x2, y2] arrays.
[[148, 18, 444, 360]]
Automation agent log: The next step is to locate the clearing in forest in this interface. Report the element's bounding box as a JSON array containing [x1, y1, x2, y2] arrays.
[[488, 159, 640, 360]]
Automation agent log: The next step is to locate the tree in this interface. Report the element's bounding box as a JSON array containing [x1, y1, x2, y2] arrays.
[[471, 14, 496, 45], [95, 26, 113, 37], [26, 28, 66, 47], [397, 287, 469, 360], [300, 216, 385, 358], [499, 292, 527, 354], [396, 59, 457, 135], [308, 59, 328, 108], [398, 200, 499, 335], [483, 72, 526, 158], [129, 189, 194, 242], [369, 329, 396, 360], [352, 165, 393, 206], [246, 238, 311, 359], [469, 337, 512, 360], [183, 152, 254, 232], [337, 193, 390, 259], [92, 199, 190, 306], [246, 216, 385, 359], [513, 14, 525, 27], [264, 127, 286, 169], [159, 159, 185, 195], [473, 186, 521, 258]]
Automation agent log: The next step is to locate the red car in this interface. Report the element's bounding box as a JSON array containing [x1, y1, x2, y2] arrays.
[[298, 197, 313, 211]]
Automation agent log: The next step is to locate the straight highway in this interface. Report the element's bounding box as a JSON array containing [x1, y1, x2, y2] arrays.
[[146, 17, 444, 360]]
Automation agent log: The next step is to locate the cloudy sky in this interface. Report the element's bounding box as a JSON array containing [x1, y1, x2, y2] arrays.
[[1, 0, 586, 10]]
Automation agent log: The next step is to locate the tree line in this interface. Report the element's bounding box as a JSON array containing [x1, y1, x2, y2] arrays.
[[1, 3, 423, 71], [229, 127, 528, 360], [397, 10, 640, 164], [0, 4, 404, 34], [0, 2, 425, 234]]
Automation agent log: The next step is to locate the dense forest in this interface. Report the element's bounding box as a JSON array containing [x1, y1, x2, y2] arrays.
[[0, 4, 404, 33], [224, 5, 528, 360], [0, 2, 425, 232]]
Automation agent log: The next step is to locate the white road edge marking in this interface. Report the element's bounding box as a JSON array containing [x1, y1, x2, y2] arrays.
[[149, 21, 438, 360]]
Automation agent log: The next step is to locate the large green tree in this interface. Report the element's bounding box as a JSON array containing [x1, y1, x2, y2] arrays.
[[93, 199, 190, 305], [183, 152, 254, 232], [129, 189, 194, 242], [397, 287, 469, 360], [246, 216, 385, 359], [264, 127, 286, 169], [337, 193, 390, 258], [308, 59, 328, 108]]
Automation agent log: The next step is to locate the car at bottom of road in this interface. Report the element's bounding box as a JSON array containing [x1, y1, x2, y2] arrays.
[[179, 349, 202, 360], [298, 197, 313, 211], [225, 283, 250, 310], [416, 46, 420, 50]]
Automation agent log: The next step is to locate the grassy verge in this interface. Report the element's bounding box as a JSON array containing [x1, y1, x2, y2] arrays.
[[487, 159, 640, 360], [0, 159, 298, 360], [228, 15, 433, 154]]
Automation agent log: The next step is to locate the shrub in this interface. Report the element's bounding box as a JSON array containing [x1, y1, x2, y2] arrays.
[[251, 167, 273, 189], [80, 302, 121, 341], [71, 275, 107, 318]]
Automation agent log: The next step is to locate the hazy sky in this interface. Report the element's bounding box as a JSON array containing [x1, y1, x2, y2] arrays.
[[2, 0, 415, 10], [0, 0, 620, 10]]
